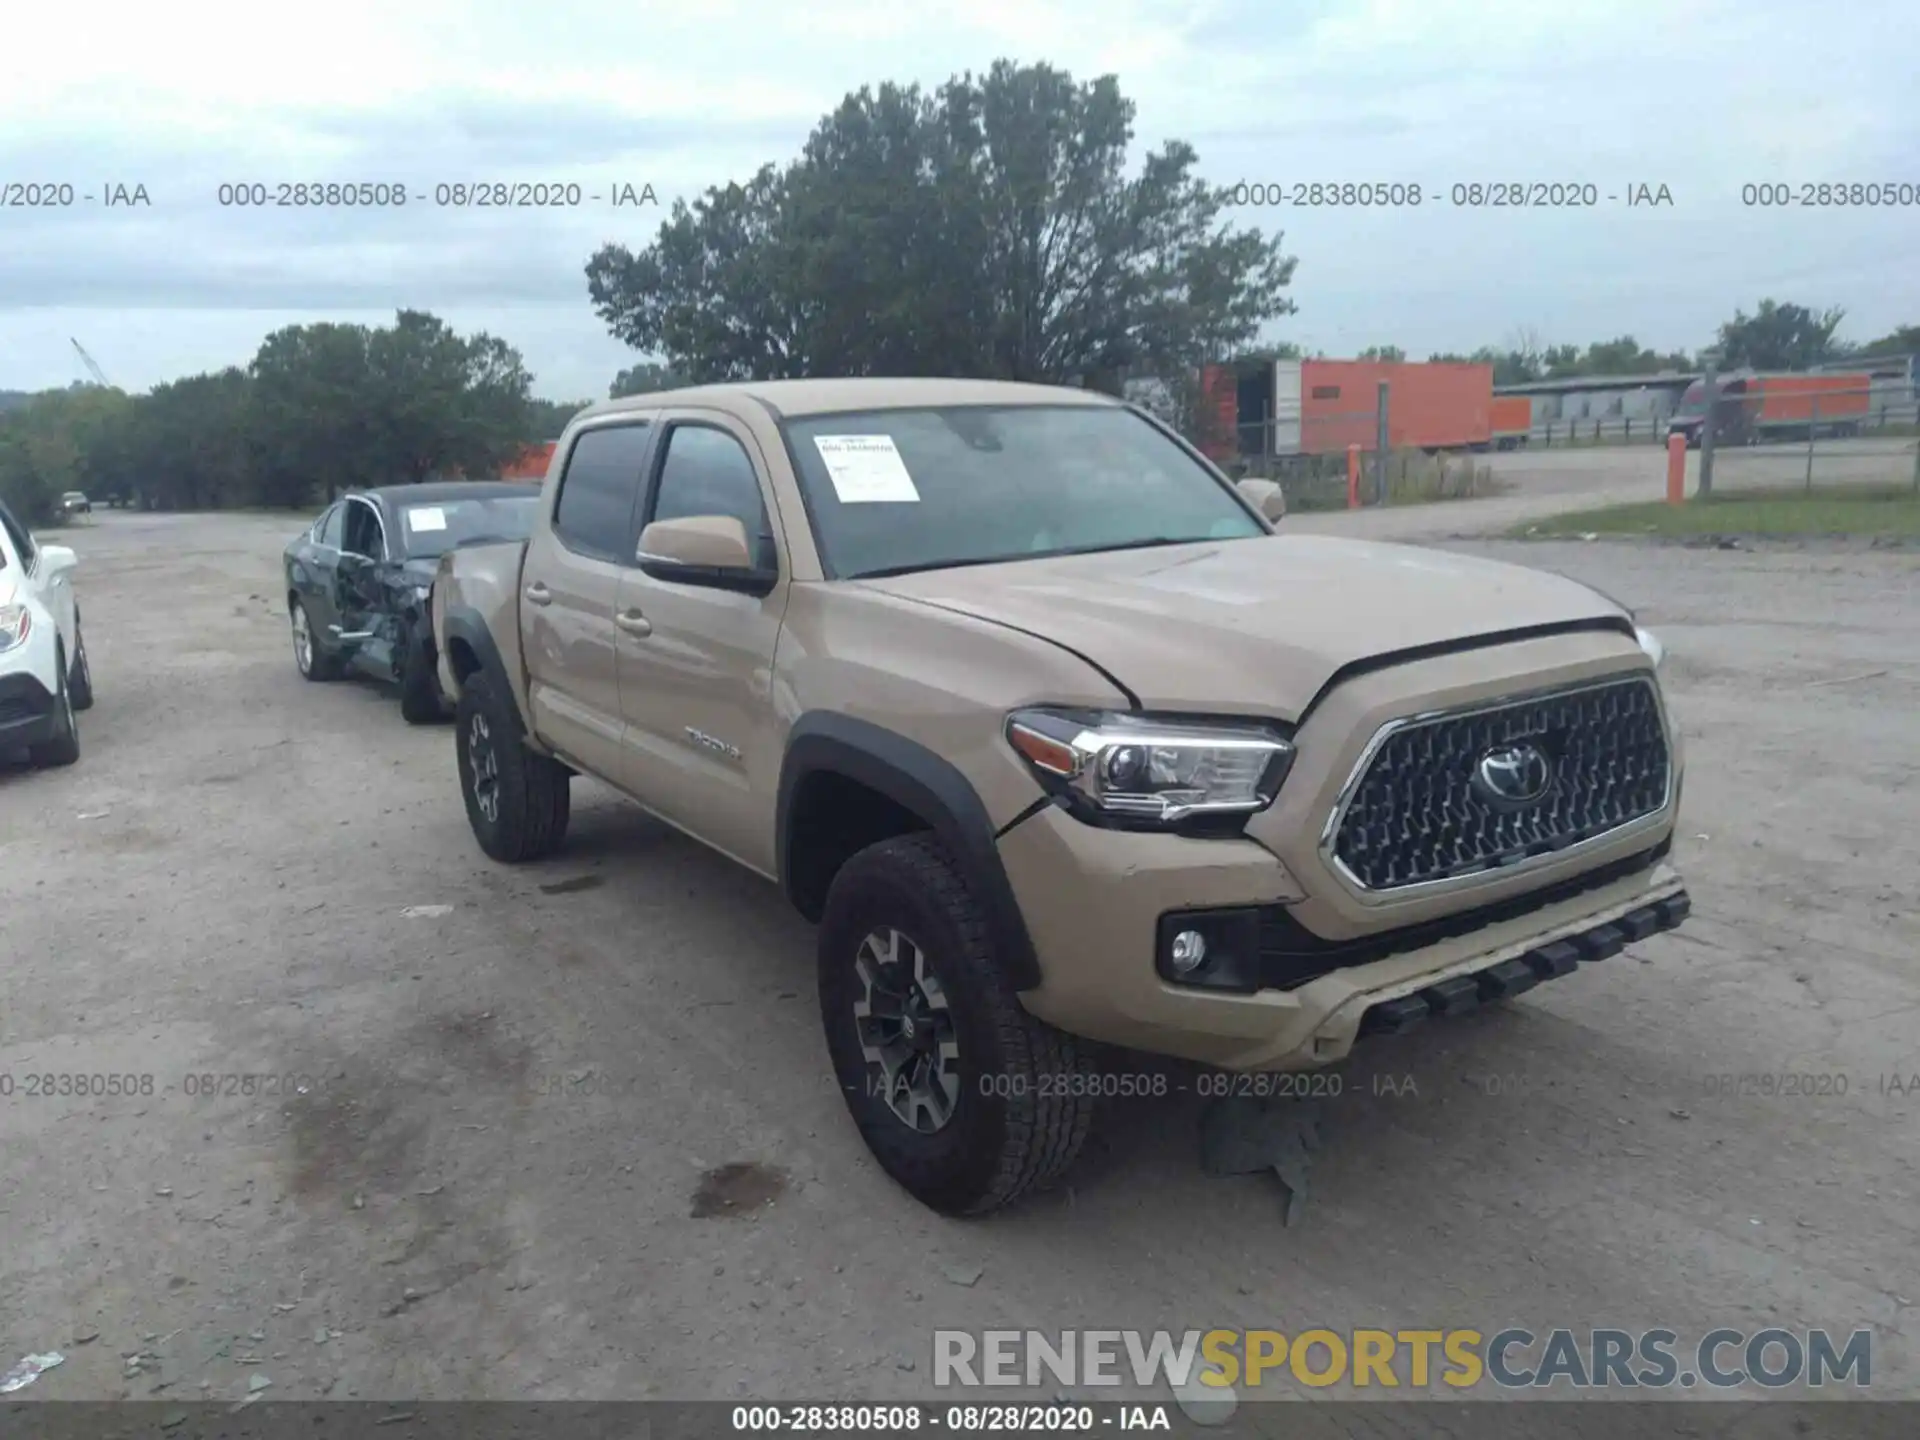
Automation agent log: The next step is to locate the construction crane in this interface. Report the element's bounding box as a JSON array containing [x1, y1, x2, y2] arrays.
[[71, 338, 111, 388]]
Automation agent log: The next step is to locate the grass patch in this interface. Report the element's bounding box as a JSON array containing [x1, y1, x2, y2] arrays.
[[1245, 450, 1508, 512], [1512, 485, 1920, 539]]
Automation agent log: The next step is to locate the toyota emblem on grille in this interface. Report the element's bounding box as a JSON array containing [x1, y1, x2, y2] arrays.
[[1472, 742, 1553, 806]]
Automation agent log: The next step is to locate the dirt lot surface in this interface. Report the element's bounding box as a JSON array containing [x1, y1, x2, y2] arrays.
[[3, 495, 1915, 1418]]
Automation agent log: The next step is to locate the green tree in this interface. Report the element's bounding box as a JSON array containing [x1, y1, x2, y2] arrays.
[[610, 361, 690, 398], [1577, 336, 1692, 374], [1356, 345, 1406, 362], [1851, 324, 1920, 358], [249, 322, 377, 506], [133, 370, 256, 509], [587, 61, 1297, 391], [1715, 299, 1846, 370], [367, 310, 535, 482], [0, 386, 137, 522], [528, 398, 591, 437]]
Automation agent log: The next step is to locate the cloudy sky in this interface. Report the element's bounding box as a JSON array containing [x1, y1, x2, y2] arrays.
[[2, 0, 1914, 400]]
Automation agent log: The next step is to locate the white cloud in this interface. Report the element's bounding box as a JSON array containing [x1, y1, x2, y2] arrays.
[[1, 0, 1914, 397]]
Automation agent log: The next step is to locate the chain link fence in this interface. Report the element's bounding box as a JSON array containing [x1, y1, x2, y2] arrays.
[[1691, 382, 1920, 497], [1196, 395, 1505, 511]]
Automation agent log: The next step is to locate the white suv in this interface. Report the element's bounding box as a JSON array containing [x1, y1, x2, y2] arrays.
[[0, 499, 93, 768]]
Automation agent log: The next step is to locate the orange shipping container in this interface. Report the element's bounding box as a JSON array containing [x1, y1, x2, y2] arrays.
[[1196, 364, 1240, 463], [1490, 394, 1533, 435], [1750, 374, 1871, 423], [500, 440, 558, 481], [1273, 359, 1494, 455]]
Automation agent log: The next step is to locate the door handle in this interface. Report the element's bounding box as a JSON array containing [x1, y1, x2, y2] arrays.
[[524, 582, 552, 606], [615, 609, 652, 637]]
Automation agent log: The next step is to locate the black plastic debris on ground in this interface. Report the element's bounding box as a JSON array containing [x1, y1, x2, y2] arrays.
[[1199, 1096, 1326, 1226]]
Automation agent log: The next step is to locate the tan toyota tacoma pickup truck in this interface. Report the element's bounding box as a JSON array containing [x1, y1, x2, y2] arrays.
[[432, 378, 1690, 1216]]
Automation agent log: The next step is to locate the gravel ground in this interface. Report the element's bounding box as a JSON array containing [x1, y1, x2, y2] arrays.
[[2, 501, 1915, 1418]]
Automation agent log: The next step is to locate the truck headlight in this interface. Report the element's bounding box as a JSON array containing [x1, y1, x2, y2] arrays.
[[1006, 708, 1293, 825], [1635, 625, 1666, 670], [0, 604, 31, 653]]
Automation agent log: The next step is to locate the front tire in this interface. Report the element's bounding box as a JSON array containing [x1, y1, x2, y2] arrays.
[[68, 622, 94, 711], [398, 627, 445, 725], [454, 670, 570, 862], [818, 834, 1094, 1216], [30, 644, 80, 768]]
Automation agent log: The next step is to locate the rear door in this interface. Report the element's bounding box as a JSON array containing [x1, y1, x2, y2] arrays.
[[290, 503, 346, 638], [521, 419, 657, 780]]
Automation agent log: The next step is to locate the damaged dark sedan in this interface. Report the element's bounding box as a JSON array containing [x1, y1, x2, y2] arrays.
[[284, 482, 542, 722]]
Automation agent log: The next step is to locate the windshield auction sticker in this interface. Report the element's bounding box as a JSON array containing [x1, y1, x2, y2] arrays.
[[814, 435, 920, 503]]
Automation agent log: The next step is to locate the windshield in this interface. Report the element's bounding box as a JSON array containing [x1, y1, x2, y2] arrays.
[[781, 404, 1264, 579], [1675, 382, 1711, 416], [396, 495, 540, 558]]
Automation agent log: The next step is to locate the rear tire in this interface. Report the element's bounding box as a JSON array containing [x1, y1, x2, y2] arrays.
[[818, 833, 1094, 1215], [455, 669, 570, 862], [291, 599, 343, 681], [30, 644, 80, 768]]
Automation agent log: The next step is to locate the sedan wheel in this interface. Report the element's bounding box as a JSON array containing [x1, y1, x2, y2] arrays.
[[292, 604, 313, 675], [292, 600, 341, 681]]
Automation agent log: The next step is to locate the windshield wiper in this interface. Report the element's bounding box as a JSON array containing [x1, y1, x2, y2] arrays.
[[850, 536, 1208, 582]]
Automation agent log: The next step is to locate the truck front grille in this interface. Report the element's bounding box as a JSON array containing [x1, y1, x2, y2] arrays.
[[1327, 674, 1671, 893]]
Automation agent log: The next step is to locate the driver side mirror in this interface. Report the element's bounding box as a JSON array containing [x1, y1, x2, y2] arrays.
[[38, 544, 77, 578], [1236, 478, 1287, 523], [637, 515, 778, 596]]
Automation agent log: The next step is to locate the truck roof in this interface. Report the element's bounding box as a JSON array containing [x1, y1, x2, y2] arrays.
[[576, 377, 1123, 422]]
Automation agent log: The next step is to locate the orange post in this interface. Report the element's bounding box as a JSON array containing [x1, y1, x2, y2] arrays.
[[1346, 444, 1362, 508], [1665, 432, 1687, 504]]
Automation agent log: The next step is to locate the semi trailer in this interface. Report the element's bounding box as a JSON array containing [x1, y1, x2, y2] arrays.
[[1668, 373, 1872, 447]]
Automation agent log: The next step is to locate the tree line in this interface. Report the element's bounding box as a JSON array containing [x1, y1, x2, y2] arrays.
[[1382, 302, 1916, 385], [0, 311, 566, 526]]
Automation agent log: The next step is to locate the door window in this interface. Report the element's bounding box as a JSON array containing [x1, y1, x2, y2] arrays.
[[342, 499, 385, 558], [648, 425, 776, 570], [552, 423, 653, 563], [316, 504, 345, 548]]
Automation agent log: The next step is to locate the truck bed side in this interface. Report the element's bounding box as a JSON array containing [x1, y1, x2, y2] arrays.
[[431, 539, 545, 747]]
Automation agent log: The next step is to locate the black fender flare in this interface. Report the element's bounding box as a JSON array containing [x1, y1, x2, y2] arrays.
[[440, 604, 508, 691], [777, 712, 1041, 992]]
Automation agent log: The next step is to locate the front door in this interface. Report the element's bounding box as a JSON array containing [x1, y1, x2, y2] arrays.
[[334, 496, 389, 671], [612, 411, 790, 877], [521, 420, 657, 780]]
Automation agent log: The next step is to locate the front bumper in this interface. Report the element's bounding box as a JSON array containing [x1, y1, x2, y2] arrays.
[[1001, 801, 1687, 1073]]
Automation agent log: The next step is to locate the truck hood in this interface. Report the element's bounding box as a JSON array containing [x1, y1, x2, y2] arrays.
[[860, 534, 1628, 718]]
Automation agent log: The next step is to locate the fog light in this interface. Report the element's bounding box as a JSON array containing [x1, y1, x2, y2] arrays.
[[1169, 929, 1208, 975]]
